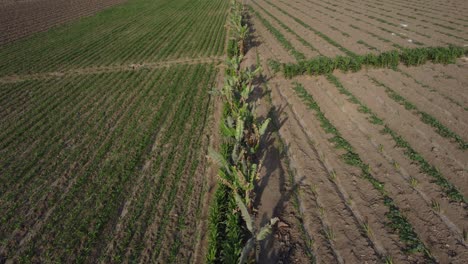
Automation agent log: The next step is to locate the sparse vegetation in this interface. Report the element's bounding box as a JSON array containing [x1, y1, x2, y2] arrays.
[[326, 74, 466, 203], [247, 5, 305, 61], [369, 77, 468, 149], [293, 82, 434, 260]]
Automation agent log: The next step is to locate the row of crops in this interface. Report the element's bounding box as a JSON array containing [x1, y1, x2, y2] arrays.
[[0, 0, 127, 45], [251, 0, 467, 58], [249, 0, 468, 154], [0, 0, 228, 76], [205, 1, 284, 263], [0, 64, 218, 262]]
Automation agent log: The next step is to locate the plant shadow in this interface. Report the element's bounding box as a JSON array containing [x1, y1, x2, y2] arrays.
[[249, 76, 305, 263]]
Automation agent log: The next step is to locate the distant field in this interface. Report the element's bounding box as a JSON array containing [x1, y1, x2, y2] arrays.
[[0, 0, 127, 45], [0, 0, 227, 76], [0, 0, 227, 262]]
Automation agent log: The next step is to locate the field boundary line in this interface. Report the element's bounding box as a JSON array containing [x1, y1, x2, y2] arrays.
[[0, 56, 225, 83]]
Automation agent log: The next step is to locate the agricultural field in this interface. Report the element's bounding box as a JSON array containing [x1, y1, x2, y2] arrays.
[[0, 0, 228, 262], [0, 0, 127, 45], [1, 0, 467, 263], [242, 0, 468, 263], [0, 0, 227, 76]]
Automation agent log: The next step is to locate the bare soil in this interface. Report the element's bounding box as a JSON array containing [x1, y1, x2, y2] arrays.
[[0, 56, 225, 84], [241, 16, 313, 264], [245, 0, 468, 262]]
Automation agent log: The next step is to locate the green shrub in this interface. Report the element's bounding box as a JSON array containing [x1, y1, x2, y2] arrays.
[[227, 39, 239, 59]]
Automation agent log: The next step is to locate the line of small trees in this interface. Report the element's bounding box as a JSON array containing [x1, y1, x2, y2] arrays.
[[207, 1, 278, 263]]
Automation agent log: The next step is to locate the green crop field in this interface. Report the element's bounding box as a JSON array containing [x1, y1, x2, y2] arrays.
[[0, 0, 227, 76], [0, 64, 217, 262], [0, 0, 227, 262]]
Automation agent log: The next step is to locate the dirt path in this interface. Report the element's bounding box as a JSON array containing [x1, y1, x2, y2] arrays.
[[0, 56, 225, 83], [239, 12, 313, 263]]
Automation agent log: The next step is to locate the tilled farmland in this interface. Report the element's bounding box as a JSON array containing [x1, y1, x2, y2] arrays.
[[243, 0, 468, 263], [0, 0, 467, 263]]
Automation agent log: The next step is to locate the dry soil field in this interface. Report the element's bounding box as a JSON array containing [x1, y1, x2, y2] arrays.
[[242, 0, 468, 263]]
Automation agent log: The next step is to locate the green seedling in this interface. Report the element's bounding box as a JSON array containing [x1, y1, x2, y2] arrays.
[[324, 227, 335, 241], [318, 206, 325, 217], [431, 200, 441, 213], [378, 144, 384, 153], [363, 221, 373, 237], [385, 255, 394, 264], [410, 177, 418, 188], [311, 184, 318, 197]]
